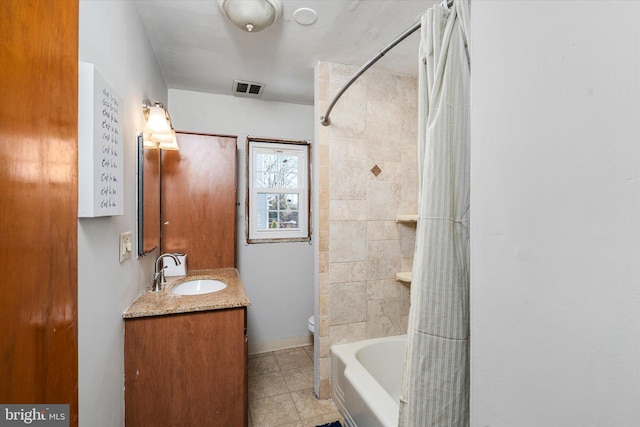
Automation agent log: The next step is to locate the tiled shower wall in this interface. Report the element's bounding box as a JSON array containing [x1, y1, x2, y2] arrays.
[[315, 61, 419, 398]]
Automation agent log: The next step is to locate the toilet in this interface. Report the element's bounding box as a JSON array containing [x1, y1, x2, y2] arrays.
[[307, 315, 315, 334]]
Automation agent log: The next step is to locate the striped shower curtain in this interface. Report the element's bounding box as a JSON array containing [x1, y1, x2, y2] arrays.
[[398, 0, 471, 426]]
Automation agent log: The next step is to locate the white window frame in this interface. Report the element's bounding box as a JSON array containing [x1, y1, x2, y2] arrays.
[[247, 138, 310, 243]]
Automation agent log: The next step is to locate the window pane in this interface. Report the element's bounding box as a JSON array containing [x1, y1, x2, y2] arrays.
[[255, 192, 301, 230], [256, 172, 275, 188], [255, 152, 299, 189], [255, 193, 268, 229], [280, 211, 299, 229], [283, 193, 298, 210], [282, 173, 298, 188], [267, 194, 278, 210], [268, 211, 278, 228]]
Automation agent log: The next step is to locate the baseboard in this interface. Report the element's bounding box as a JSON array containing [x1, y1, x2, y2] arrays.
[[249, 334, 313, 355]]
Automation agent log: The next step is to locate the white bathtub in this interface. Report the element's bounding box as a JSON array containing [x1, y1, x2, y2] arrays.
[[331, 335, 407, 427]]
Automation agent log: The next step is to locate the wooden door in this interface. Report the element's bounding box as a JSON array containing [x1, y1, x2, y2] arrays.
[[161, 133, 237, 269], [0, 1, 79, 424]]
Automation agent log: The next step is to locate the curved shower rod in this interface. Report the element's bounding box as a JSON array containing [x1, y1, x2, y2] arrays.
[[319, 20, 421, 126], [319, 0, 453, 126]]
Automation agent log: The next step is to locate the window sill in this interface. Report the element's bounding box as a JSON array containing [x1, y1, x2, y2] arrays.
[[247, 237, 311, 245]]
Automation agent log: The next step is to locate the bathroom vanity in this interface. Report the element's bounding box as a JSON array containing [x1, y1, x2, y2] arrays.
[[123, 269, 251, 426]]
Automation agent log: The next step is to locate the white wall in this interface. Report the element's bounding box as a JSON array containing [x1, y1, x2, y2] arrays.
[[168, 89, 315, 352], [78, 1, 167, 425], [471, 1, 640, 426]]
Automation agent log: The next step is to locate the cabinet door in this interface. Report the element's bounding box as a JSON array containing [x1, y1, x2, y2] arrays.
[[161, 133, 237, 268], [125, 308, 247, 426]]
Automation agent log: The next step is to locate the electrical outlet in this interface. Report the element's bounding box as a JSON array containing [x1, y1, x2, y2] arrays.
[[119, 231, 132, 262]]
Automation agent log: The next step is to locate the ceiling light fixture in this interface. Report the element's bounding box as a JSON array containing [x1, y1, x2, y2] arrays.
[[218, 0, 283, 33]]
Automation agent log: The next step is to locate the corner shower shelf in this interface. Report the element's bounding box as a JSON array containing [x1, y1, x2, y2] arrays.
[[395, 271, 412, 283], [395, 214, 417, 283], [395, 214, 418, 223]]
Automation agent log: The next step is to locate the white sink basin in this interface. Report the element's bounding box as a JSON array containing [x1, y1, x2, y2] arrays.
[[171, 279, 227, 295]]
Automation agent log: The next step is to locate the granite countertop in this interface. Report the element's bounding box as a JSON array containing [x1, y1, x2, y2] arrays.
[[123, 268, 251, 319]]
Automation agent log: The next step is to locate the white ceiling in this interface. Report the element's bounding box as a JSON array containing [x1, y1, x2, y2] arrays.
[[134, 0, 437, 105]]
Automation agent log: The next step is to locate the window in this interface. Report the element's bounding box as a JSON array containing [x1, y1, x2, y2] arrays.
[[247, 139, 310, 243]]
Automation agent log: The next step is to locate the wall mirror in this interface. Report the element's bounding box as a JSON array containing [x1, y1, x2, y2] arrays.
[[136, 133, 160, 256]]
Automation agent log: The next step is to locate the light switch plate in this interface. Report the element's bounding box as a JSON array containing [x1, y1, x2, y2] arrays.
[[119, 231, 132, 262]]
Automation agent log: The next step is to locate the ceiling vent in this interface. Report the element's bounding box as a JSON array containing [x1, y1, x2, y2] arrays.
[[232, 80, 264, 98]]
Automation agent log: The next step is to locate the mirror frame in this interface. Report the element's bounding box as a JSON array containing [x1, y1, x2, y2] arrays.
[[136, 132, 160, 256]]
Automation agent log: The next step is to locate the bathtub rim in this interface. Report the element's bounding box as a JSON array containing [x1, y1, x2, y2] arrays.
[[331, 334, 407, 427]]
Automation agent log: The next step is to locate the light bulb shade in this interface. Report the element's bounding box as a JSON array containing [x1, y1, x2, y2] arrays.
[[142, 99, 178, 150], [142, 133, 159, 149], [156, 129, 180, 151], [218, 0, 282, 32], [144, 105, 171, 135]]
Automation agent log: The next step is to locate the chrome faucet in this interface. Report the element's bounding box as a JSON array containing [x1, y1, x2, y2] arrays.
[[153, 253, 181, 292]]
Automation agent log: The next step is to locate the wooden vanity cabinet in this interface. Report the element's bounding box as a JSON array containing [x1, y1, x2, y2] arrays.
[[124, 307, 248, 426]]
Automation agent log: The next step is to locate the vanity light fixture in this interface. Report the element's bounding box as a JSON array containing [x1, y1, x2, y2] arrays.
[[141, 98, 179, 150], [155, 129, 180, 151], [218, 0, 283, 33]]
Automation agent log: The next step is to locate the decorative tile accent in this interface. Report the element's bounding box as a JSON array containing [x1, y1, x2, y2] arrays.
[[370, 164, 382, 177]]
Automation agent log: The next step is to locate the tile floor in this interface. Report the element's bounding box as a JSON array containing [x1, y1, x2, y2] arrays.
[[248, 345, 343, 427]]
